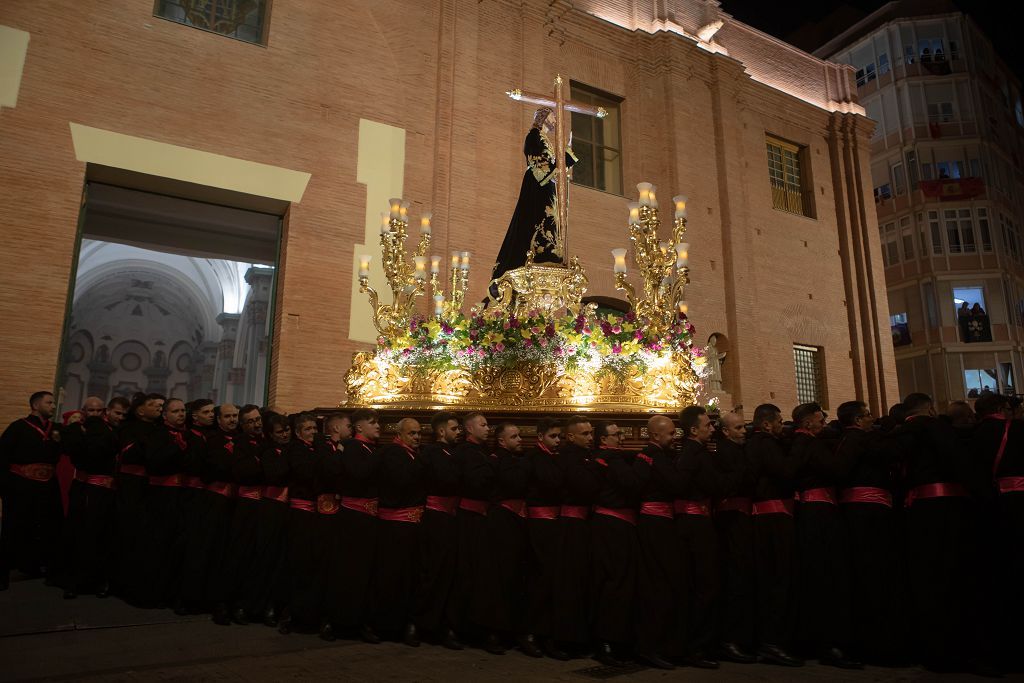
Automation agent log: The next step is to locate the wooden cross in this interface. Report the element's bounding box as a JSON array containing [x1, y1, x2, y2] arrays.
[[507, 74, 607, 263]]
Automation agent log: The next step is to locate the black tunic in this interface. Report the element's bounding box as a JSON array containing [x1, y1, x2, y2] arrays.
[[222, 433, 266, 615], [255, 441, 291, 615], [283, 436, 329, 630], [0, 415, 63, 579], [482, 446, 531, 635], [113, 418, 157, 602], [491, 127, 578, 283], [711, 436, 756, 650], [332, 436, 379, 630], [415, 441, 462, 634], [59, 416, 118, 593], [452, 437, 495, 633], [590, 446, 643, 645], [199, 429, 239, 605], [374, 439, 425, 635], [177, 427, 213, 606], [524, 443, 564, 638]]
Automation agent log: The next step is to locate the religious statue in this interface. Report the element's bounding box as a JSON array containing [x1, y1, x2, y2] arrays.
[[490, 107, 578, 285], [706, 334, 726, 392]]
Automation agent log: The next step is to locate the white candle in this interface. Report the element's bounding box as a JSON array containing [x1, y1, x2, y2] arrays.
[[413, 256, 427, 280], [358, 254, 372, 277], [380, 212, 390, 235], [649, 186, 658, 209], [637, 182, 653, 207], [434, 294, 444, 317], [673, 195, 688, 219], [678, 300, 689, 315], [611, 248, 627, 274], [459, 251, 470, 271], [430, 255, 440, 274], [675, 242, 689, 268], [388, 198, 402, 220], [627, 202, 641, 225], [420, 212, 432, 236], [399, 200, 410, 223], [451, 252, 459, 270]]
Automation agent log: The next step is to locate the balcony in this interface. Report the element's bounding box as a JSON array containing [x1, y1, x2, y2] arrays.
[[770, 181, 813, 217]]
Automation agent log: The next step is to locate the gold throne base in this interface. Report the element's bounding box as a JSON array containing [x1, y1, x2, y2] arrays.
[[486, 257, 590, 318]]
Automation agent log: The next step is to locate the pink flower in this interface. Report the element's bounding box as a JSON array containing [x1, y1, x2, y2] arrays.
[[611, 324, 622, 334], [612, 343, 622, 354], [503, 321, 511, 330], [524, 339, 533, 347], [634, 330, 644, 340], [495, 342, 505, 352], [538, 338, 548, 348]]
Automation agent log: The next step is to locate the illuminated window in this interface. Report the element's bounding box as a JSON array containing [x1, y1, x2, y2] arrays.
[[766, 136, 814, 218], [793, 344, 826, 407], [154, 0, 271, 45], [569, 82, 623, 195]]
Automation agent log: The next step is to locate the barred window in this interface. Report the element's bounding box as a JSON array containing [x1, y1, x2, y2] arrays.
[[793, 344, 826, 407], [766, 136, 813, 217], [569, 82, 623, 195], [154, 0, 271, 45]]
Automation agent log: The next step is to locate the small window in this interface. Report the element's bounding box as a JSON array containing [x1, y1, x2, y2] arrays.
[[569, 82, 623, 195], [891, 162, 906, 195], [878, 53, 890, 75], [154, 0, 271, 45], [891, 312, 911, 347], [965, 368, 998, 397], [954, 286, 991, 343], [793, 344, 827, 407], [874, 184, 892, 201], [765, 136, 814, 217]]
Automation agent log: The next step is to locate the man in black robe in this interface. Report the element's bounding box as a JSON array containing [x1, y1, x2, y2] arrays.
[[415, 411, 463, 649], [0, 391, 62, 590], [255, 412, 291, 627], [790, 402, 860, 669], [634, 414, 685, 670], [712, 411, 757, 663], [834, 400, 906, 664], [323, 413, 351, 449], [746, 403, 803, 667], [524, 417, 566, 659], [453, 412, 498, 651], [490, 108, 578, 286], [590, 421, 643, 667], [176, 399, 214, 614], [374, 417, 426, 646], [483, 423, 531, 653]]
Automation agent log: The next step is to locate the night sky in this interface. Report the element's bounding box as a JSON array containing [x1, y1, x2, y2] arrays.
[[719, 0, 1021, 79]]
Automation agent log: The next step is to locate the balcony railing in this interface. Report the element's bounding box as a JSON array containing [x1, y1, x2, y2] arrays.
[[770, 181, 812, 217]]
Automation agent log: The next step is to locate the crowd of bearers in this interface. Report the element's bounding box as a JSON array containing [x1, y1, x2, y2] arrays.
[[1, 391, 1022, 676]]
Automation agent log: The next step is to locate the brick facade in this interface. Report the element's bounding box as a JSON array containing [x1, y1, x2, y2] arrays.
[[0, 0, 897, 423]]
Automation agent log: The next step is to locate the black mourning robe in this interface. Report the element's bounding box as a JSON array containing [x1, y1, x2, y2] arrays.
[[490, 127, 578, 284], [482, 446, 530, 636], [331, 436, 379, 631], [0, 415, 63, 580], [452, 437, 495, 634], [524, 442, 564, 639], [590, 446, 644, 646], [415, 441, 461, 635], [59, 416, 118, 593], [222, 433, 266, 616], [198, 429, 239, 606], [255, 441, 291, 617], [113, 418, 157, 602], [374, 439, 425, 635], [177, 426, 212, 608], [283, 436, 329, 631]]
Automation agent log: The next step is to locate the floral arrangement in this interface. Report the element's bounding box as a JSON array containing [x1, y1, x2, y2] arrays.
[[377, 306, 708, 378]]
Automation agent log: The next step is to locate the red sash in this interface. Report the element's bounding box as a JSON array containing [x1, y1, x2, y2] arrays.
[[458, 498, 489, 515], [379, 505, 424, 523], [840, 486, 893, 507], [289, 497, 315, 513], [238, 485, 263, 501], [425, 495, 458, 515], [674, 499, 711, 516], [184, 476, 206, 489], [74, 471, 115, 489], [21, 418, 52, 441], [317, 493, 340, 514], [341, 496, 378, 516], [798, 487, 838, 505], [560, 504, 589, 520], [989, 415, 1012, 475], [207, 481, 235, 497], [905, 482, 969, 507], [118, 463, 146, 477], [593, 506, 637, 525], [499, 499, 527, 517], [148, 473, 183, 487], [716, 496, 753, 514], [639, 501, 674, 518], [527, 505, 559, 520], [996, 477, 1024, 494], [752, 499, 795, 516], [263, 485, 289, 503], [9, 462, 56, 482]]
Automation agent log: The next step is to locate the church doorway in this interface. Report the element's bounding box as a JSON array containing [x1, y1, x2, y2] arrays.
[[57, 172, 283, 413]]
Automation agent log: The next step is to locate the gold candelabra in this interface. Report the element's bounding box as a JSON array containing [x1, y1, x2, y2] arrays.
[[359, 199, 472, 338], [611, 182, 691, 337]]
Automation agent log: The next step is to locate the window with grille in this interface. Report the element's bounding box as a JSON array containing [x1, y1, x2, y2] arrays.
[[793, 344, 826, 406], [569, 82, 623, 195], [766, 136, 813, 217], [154, 0, 270, 45]]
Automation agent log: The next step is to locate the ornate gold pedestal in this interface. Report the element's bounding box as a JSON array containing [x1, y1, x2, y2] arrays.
[[486, 257, 590, 318]]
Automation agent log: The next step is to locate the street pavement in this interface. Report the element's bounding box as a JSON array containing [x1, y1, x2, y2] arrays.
[[0, 576, 949, 682]]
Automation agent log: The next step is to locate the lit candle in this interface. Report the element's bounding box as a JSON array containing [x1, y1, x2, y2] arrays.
[[451, 252, 459, 270], [611, 248, 627, 274], [673, 195, 688, 219], [388, 198, 402, 220], [627, 202, 641, 225], [675, 242, 689, 268], [413, 256, 427, 280], [420, 212, 432, 236], [649, 186, 658, 209], [380, 212, 390, 235], [659, 241, 670, 256], [459, 251, 470, 271], [434, 294, 444, 317], [678, 300, 689, 315], [430, 255, 440, 274], [358, 254, 372, 277], [637, 182, 653, 207], [399, 200, 410, 223]]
